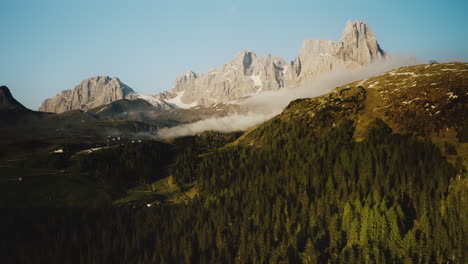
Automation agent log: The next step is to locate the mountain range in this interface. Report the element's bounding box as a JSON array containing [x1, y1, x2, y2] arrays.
[[39, 20, 387, 113], [2, 62, 466, 158]]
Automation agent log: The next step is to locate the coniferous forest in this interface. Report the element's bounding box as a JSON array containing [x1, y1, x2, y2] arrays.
[[1, 119, 466, 264]]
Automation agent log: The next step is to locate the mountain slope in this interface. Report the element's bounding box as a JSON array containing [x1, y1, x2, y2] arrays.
[[87, 98, 156, 118], [0, 86, 29, 111], [0, 86, 50, 126], [239, 62, 467, 146]]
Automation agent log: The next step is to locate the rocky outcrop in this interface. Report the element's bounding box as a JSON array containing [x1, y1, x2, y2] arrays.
[[39, 76, 135, 113], [166, 20, 388, 106]]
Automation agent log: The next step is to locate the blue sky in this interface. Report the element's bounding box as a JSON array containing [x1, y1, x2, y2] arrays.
[[1, 0, 467, 110]]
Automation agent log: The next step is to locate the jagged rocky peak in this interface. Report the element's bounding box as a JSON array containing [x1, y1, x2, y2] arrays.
[[337, 20, 387, 65], [0, 86, 28, 111], [291, 57, 302, 76], [294, 20, 387, 80], [82, 76, 133, 94], [180, 70, 198, 81], [262, 54, 287, 69], [39, 76, 135, 113], [231, 50, 258, 75], [340, 20, 372, 42], [172, 70, 199, 92], [230, 51, 286, 75], [166, 50, 290, 106], [221, 50, 257, 75]]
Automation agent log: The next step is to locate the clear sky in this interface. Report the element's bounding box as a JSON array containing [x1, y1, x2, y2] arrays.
[[1, 0, 467, 110]]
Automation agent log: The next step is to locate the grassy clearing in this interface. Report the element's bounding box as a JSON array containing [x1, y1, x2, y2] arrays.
[[113, 176, 198, 206], [354, 87, 382, 140]]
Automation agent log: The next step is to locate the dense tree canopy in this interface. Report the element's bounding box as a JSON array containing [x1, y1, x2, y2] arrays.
[[1, 119, 465, 263]]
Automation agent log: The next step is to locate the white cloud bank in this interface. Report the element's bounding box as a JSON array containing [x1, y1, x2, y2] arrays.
[[156, 55, 422, 139], [156, 112, 277, 139]]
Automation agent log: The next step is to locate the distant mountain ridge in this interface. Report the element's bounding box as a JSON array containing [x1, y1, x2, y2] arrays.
[[164, 20, 388, 106], [38, 20, 388, 113]]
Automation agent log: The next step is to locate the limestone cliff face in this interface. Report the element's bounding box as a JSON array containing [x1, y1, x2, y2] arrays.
[[39, 76, 135, 113], [167, 20, 388, 106], [170, 51, 287, 106]]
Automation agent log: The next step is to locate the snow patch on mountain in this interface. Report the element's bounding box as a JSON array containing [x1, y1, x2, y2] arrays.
[[166, 91, 198, 109], [131, 94, 168, 107]]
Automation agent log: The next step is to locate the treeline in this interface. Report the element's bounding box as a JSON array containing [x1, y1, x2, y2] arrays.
[[1, 119, 465, 263]]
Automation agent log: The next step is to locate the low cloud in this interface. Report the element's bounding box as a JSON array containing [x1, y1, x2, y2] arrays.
[[157, 55, 422, 139], [156, 112, 277, 139], [244, 55, 423, 113]]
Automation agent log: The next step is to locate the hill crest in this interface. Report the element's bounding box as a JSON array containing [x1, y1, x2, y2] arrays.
[[238, 62, 468, 146]]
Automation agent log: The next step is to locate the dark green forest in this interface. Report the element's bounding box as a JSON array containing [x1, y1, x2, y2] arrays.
[[72, 141, 173, 192], [1, 119, 466, 263]]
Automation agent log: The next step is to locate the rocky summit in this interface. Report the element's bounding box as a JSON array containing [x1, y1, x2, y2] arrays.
[[39, 76, 135, 113], [291, 20, 387, 83]]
